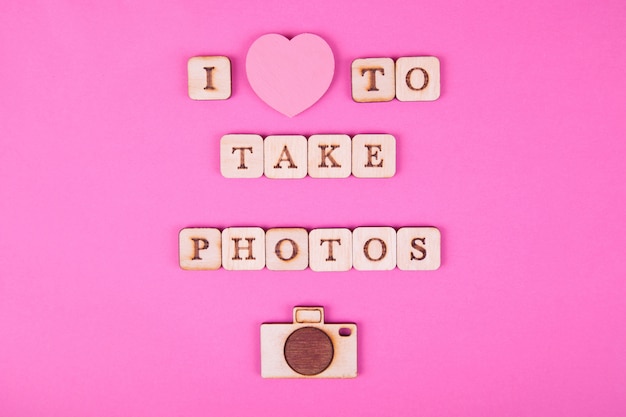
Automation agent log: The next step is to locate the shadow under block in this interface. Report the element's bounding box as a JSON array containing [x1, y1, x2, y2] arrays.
[[307, 134, 352, 178], [179, 228, 222, 270], [352, 227, 397, 271], [396, 227, 441, 270], [352, 134, 396, 178], [309, 228, 353, 272], [264, 135, 308, 179], [265, 228, 309, 270], [351, 58, 396, 102], [220, 134, 264, 178], [221, 227, 266, 270], [188, 56, 231, 100], [395, 56, 440, 102]]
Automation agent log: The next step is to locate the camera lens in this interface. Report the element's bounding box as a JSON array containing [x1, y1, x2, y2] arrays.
[[284, 327, 334, 375]]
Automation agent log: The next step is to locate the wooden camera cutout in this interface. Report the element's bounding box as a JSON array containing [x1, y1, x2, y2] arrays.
[[260, 307, 357, 378]]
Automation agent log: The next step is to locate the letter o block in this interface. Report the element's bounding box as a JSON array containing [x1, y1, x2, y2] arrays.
[[352, 227, 397, 271], [395, 57, 440, 102], [179, 228, 222, 270], [265, 228, 309, 270]]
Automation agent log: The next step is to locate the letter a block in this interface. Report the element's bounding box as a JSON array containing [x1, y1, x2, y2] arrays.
[[352, 227, 397, 271], [188, 56, 232, 100], [352, 134, 396, 178], [265, 228, 309, 270], [264, 135, 308, 179], [179, 228, 222, 270], [351, 58, 396, 102], [220, 134, 264, 178], [395, 57, 440, 102], [222, 227, 266, 270], [396, 227, 441, 270], [309, 228, 353, 272]]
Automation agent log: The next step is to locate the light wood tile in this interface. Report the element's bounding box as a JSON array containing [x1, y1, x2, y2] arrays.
[[309, 228, 352, 272], [222, 227, 266, 270], [352, 227, 397, 271], [265, 228, 309, 270], [188, 56, 231, 100], [261, 307, 357, 378], [307, 134, 352, 178], [351, 58, 396, 102], [264, 135, 308, 179], [352, 134, 396, 178], [220, 134, 264, 178], [395, 56, 440, 102], [179, 228, 222, 270], [396, 227, 441, 270]]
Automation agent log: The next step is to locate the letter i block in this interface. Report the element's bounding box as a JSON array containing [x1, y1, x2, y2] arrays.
[[307, 134, 352, 178], [395, 57, 440, 102], [220, 134, 264, 178], [351, 58, 395, 102], [352, 134, 396, 178], [179, 228, 222, 270], [265, 228, 309, 270], [396, 227, 441, 270], [188, 56, 232, 100], [309, 228, 353, 272], [264, 135, 308, 179], [222, 227, 266, 270], [352, 227, 397, 271]]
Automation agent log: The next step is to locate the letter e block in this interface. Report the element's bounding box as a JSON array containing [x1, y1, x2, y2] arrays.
[[396, 227, 441, 270], [352, 134, 396, 178], [222, 227, 266, 270], [264, 135, 308, 179], [220, 134, 264, 178], [352, 227, 397, 271], [179, 227, 222, 270], [395, 57, 440, 102], [266, 228, 309, 270], [188, 56, 232, 100], [309, 228, 352, 272], [351, 58, 395, 102]]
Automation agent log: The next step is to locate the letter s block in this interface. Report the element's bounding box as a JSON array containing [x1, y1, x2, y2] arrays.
[[396, 227, 441, 270], [179, 228, 222, 270], [395, 57, 440, 102]]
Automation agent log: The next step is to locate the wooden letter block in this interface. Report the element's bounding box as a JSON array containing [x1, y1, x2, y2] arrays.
[[220, 134, 264, 178], [265, 228, 309, 270], [179, 228, 222, 270], [352, 227, 397, 271], [307, 134, 352, 178], [351, 58, 396, 102], [188, 56, 231, 100], [264, 135, 308, 179], [395, 56, 440, 102], [309, 228, 352, 272], [352, 134, 396, 178], [396, 227, 441, 270], [221, 227, 266, 270]]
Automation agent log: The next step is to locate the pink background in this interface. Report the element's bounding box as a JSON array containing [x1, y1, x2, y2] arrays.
[[1, 1, 625, 416]]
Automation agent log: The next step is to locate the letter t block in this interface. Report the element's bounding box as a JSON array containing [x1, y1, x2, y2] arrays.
[[220, 134, 264, 178], [351, 58, 396, 102]]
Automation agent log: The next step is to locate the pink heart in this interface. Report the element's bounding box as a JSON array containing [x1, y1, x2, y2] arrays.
[[246, 33, 335, 117]]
